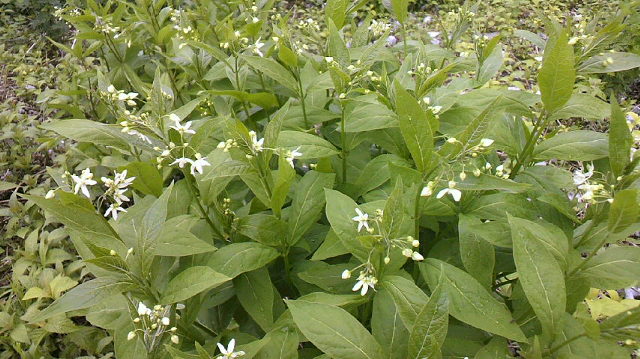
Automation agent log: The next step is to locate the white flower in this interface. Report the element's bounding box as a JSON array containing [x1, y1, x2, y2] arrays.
[[420, 181, 435, 197], [252, 38, 265, 57], [479, 138, 494, 147], [216, 339, 246, 359], [249, 131, 264, 152], [137, 302, 151, 316], [169, 114, 196, 135], [171, 157, 193, 168], [324, 56, 334, 63], [352, 208, 370, 232], [411, 251, 424, 261], [352, 272, 377, 296], [285, 147, 302, 167], [107, 85, 116, 93], [190, 153, 211, 175], [104, 203, 127, 220], [341, 270, 351, 279], [71, 168, 97, 198], [436, 181, 462, 202], [573, 164, 594, 185]]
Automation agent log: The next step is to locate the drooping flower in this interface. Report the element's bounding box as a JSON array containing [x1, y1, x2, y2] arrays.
[[285, 147, 302, 167], [249, 131, 264, 152], [420, 181, 435, 197], [352, 208, 370, 232], [216, 339, 246, 359], [352, 272, 377, 296], [190, 153, 211, 175], [71, 168, 97, 198], [171, 157, 193, 168], [436, 181, 462, 202], [169, 114, 196, 135], [104, 203, 127, 220]]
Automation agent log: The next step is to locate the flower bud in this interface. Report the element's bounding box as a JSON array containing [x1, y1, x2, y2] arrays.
[[384, 256, 390, 264], [127, 331, 136, 341], [341, 270, 351, 279]]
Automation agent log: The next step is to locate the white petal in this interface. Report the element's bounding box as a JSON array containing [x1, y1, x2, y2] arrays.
[[451, 189, 462, 202], [352, 280, 363, 292], [217, 342, 227, 354], [436, 188, 448, 199], [228, 339, 235, 352], [361, 283, 369, 296]]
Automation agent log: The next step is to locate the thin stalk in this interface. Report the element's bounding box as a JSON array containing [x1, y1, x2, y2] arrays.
[[510, 113, 547, 178], [340, 105, 347, 183], [296, 69, 309, 128], [182, 170, 225, 239], [401, 23, 408, 56]]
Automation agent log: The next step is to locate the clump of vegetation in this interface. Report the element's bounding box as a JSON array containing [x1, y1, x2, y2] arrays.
[[2, 0, 640, 358]]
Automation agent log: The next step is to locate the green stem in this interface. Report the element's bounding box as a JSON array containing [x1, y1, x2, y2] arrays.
[[510, 114, 547, 178], [548, 333, 586, 354], [401, 23, 408, 56], [340, 105, 347, 184], [296, 72, 309, 128], [182, 170, 225, 239]]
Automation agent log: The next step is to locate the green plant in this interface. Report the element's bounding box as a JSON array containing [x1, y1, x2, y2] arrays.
[[11, 0, 640, 358]]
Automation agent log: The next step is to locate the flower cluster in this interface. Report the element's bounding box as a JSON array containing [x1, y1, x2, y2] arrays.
[[342, 264, 378, 296], [217, 131, 302, 168], [569, 163, 611, 205], [342, 207, 424, 295], [128, 302, 180, 351], [105, 85, 139, 107], [101, 170, 136, 220], [368, 19, 392, 37]]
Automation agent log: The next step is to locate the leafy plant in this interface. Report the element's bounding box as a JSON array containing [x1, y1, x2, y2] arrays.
[[7, 0, 640, 358]]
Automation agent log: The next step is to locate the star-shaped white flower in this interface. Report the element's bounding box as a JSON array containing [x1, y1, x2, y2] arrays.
[[352, 272, 377, 296], [249, 131, 264, 152], [169, 114, 196, 135], [104, 203, 127, 220], [285, 147, 302, 167], [190, 153, 211, 175], [352, 208, 370, 232], [436, 181, 462, 202], [171, 157, 193, 168], [71, 168, 97, 198], [216, 339, 245, 359]]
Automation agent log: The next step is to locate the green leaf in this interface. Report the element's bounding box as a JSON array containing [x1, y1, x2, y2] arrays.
[[256, 325, 299, 359], [271, 156, 296, 217], [533, 130, 608, 161], [325, 0, 349, 29], [277, 131, 339, 159], [538, 29, 575, 113], [394, 81, 434, 173], [344, 96, 398, 133], [476, 41, 503, 85], [42, 119, 154, 151], [459, 214, 495, 288], [288, 171, 335, 245], [381, 275, 429, 329], [407, 279, 449, 359], [390, 0, 410, 24], [237, 214, 286, 247], [122, 162, 163, 197], [579, 246, 640, 289], [608, 189, 639, 233], [371, 288, 409, 359], [327, 19, 350, 67], [324, 189, 368, 261], [161, 266, 230, 304], [579, 52, 640, 73], [473, 337, 509, 359], [548, 93, 611, 121], [23, 193, 122, 246], [31, 278, 132, 322], [420, 259, 526, 342], [235, 268, 275, 331], [509, 215, 566, 342], [200, 159, 254, 182], [207, 242, 279, 278], [0, 181, 17, 191], [155, 216, 216, 256], [242, 55, 298, 93], [287, 300, 384, 359], [609, 96, 633, 176]]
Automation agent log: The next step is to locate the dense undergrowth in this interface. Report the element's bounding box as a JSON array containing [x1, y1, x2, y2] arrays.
[[1, 0, 640, 358]]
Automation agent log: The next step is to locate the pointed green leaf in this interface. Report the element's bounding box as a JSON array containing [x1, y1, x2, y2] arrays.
[[161, 266, 230, 304]]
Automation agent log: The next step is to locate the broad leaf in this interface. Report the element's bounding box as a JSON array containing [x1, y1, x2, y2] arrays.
[[161, 266, 230, 303]]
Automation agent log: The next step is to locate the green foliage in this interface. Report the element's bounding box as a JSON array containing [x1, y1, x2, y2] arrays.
[[2, 0, 640, 358]]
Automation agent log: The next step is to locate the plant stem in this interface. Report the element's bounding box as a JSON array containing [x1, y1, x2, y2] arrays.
[[510, 113, 547, 178], [340, 105, 347, 183], [296, 71, 309, 128], [182, 170, 225, 239]]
